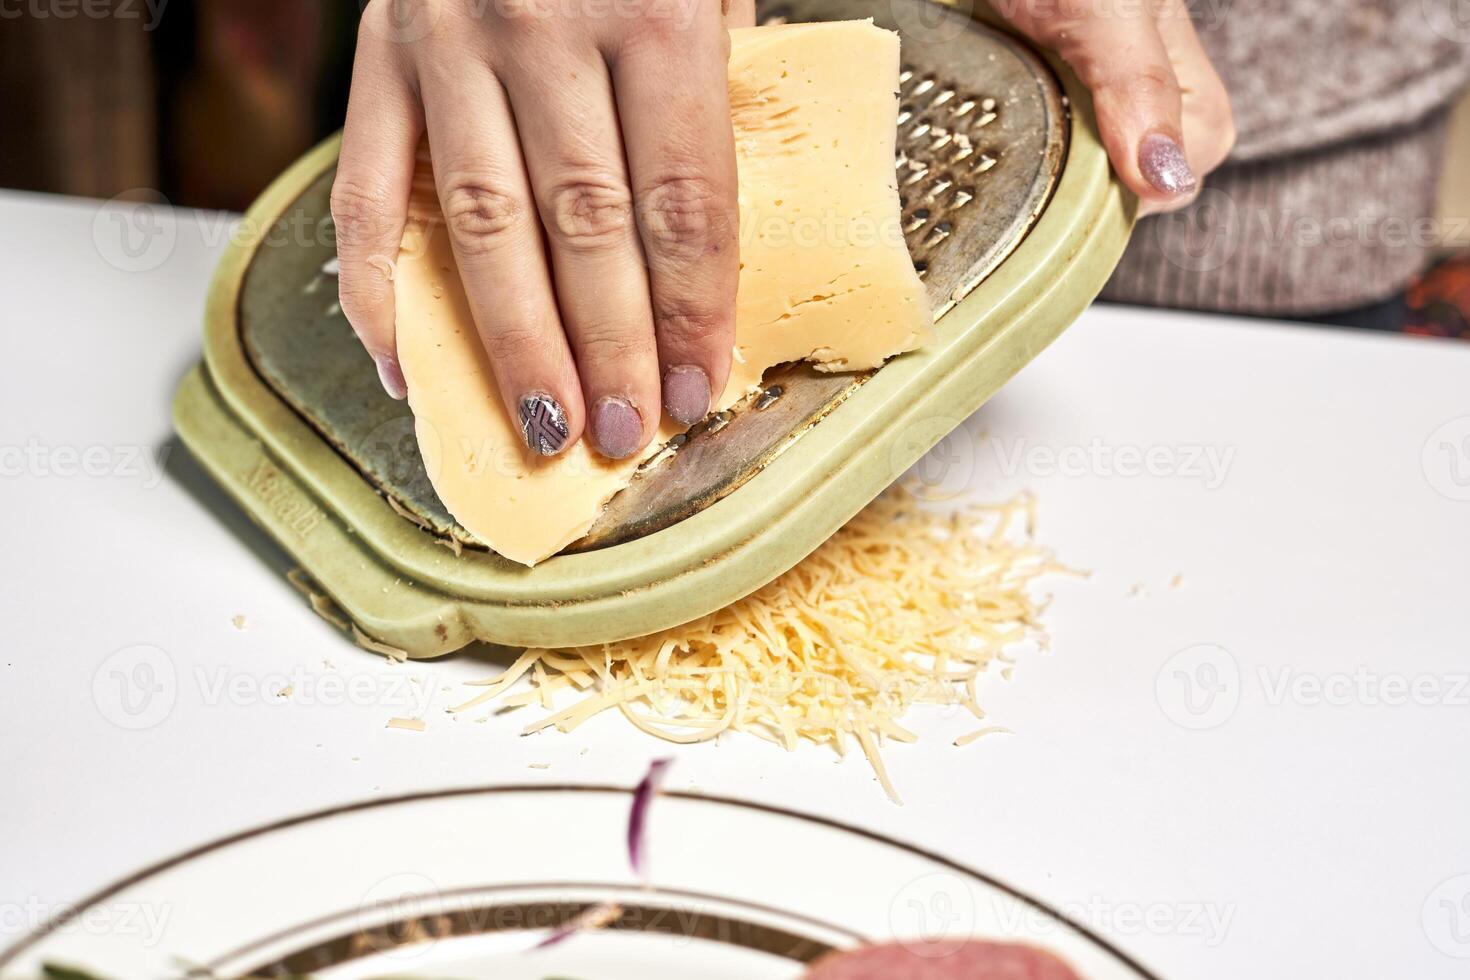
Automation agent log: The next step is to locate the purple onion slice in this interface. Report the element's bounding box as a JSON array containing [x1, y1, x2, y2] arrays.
[[627, 757, 673, 882], [532, 901, 623, 951]]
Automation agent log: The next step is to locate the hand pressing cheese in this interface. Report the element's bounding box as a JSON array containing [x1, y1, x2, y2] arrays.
[[392, 21, 931, 565]]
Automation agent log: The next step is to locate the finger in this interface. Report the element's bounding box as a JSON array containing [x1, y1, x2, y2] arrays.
[[1019, 8, 1195, 213], [608, 11, 740, 427], [331, 28, 420, 400], [500, 51, 660, 460], [420, 67, 584, 456], [1156, 0, 1235, 198]]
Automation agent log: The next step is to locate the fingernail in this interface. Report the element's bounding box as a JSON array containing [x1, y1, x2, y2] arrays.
[[373, 353, 408, 400], [663, 365, 711, 426], [518, 392, 570, 456], [591, 396, 643, 460], [1138, 133, 1197, 197]]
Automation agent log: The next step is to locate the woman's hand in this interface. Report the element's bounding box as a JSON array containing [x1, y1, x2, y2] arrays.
[[998, 0, 1233, 215], [333, 0, 756, 459]]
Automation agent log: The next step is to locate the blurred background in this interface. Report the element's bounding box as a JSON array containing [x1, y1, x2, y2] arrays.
[[2, 0, 1469, 338], [0, 0, 354, 211]]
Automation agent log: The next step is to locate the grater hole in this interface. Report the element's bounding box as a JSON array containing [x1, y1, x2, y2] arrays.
[[904, 208, 931, 233], [889, 65, 1009, 272], [923, 221, 954, 248]]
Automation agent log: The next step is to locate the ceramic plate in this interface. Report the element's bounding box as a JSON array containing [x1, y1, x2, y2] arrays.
[[1, 787, 1156, 979]]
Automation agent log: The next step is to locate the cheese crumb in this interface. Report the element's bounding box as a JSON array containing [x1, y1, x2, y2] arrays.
[[387, 717, 426, 732], [455, 487, 1068, 803]]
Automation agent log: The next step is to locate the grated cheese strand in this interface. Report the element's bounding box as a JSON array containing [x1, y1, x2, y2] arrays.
[[457, 487, 1064, 802]]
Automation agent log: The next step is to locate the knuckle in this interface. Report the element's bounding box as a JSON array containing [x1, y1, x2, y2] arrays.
[[356, 1, 392, 41], [482, 322, 544, 363], [1049, 0, 1092, 26], [1134, 63, 1181, 101], [360, 0, 439, 44], [636, 175, 735, 259], [541, 179, 634, 250], [337, 265, 390, 312], [615, 0, 703, 44], [636, 9, 685, 40], [441, 176, 525, 254], [1097, 62, 1178, 103], [330, 180, 399, 247], [655, 306, 728, 344], [1076, 56, 1178, 106], [496, 0, 556, 34], [576, 325, 655, 366], [1027, 0, 1095, 39], [337, 287, 384, 334]]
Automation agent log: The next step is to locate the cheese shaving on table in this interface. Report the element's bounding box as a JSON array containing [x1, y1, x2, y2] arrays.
[[454, 488, 1071, 803]]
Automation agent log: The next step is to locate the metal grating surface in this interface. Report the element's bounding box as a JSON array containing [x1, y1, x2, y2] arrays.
[[237, 0, 1066, 555]]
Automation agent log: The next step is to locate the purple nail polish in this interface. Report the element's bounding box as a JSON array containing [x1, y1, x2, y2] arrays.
[[519, 392, 569, 456], [663, 365, 711, 426], [591, 396, 644, 460], [373, 353, 408, 400], [1138, 133, 1197, 197]]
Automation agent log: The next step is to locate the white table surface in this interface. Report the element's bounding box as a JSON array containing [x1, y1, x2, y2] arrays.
[[2, 189, 1469, 979]]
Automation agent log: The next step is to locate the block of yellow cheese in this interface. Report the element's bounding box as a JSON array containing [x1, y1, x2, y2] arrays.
[[393, 20, 932, 566]]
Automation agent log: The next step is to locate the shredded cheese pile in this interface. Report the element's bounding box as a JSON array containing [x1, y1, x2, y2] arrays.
[[454, 487, 1069, 802]]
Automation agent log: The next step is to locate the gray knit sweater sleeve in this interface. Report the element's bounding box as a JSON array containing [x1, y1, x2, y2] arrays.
[[1101, 0, 1470, 315]]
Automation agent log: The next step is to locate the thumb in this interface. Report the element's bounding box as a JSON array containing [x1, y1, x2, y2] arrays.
[[1041, 13, 1197, 214]]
